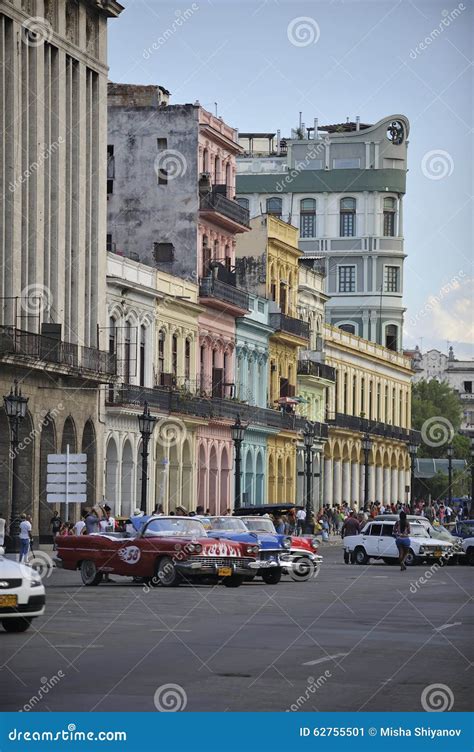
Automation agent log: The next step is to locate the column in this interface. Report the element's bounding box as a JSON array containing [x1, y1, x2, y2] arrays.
[[368, 464, 376, 503], [333, 460, 342, 505], [324, 458, 333, 504], [359, 463, 365, 504], [398, 468, 406, 504], [342, 461, 351, 504], [351, 462, 359, 508], [383, 467, 391, 505], [391, 468, 398, 505], [376, 465, 383, 501]]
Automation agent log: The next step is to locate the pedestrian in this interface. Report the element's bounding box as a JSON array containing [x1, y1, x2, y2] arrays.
[[393, 510, 411, 571], [99, 504, 115, 532], [50, 510, 62, 551], [73, 510, 87, 536], [18, 513, 32, 563], [84, 508, 99, 534], [296, 507, 306, 534], [341, 511, 360, 539], [273, 514, 285, 534], [59, 521, 74, 536]]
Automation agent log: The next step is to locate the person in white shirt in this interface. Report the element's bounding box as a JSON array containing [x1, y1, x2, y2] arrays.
[[18, 514, 32, 563], [296, 508, 306, 534], [73, 518, 86, 536]]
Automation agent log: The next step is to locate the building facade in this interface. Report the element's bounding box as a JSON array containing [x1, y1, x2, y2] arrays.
[[0, 0, 123, 538], [236, 115, 409, 351]]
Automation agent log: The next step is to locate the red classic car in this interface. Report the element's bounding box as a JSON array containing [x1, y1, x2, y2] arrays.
[[55, 517, 260, 588]]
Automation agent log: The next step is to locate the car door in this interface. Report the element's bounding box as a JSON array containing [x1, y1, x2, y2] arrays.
[[360, 524, 381, 556], [377, 524, 397, 557]]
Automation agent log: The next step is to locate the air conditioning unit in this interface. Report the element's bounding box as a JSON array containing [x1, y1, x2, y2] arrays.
[[160, 373, 176, 387]]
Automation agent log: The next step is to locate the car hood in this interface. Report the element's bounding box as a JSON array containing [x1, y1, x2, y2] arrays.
[[0, 556, 38, 580], [206, 530, 282, 549], [414, 536, 452, 547]]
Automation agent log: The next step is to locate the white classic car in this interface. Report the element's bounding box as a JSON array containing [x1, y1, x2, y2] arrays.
[[462, 536, 474, 565], [343, 520, 454, 566], [0, 519, 46, 632]]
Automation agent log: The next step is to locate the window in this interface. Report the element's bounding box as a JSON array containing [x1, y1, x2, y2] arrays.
[[185, 339, 191, 380], [352, 375, 357, 412], [338, 323, 356, 334], [385, 266, 399, 293], [124, 321, 131, 384], [158, 330, 165, 374], [202, 236, 211, 277], [257, 300, 265, 313], [153, 242, 174, 263], [157, 137, 167, 151], [172, 334, 178, 377], [338, 265, 356, 293], [464, 381, 472, 394], [381, 524, 395, 537], [225, 163, 231, 189], [279, 282, 287, 314], [202, 148, 209, 173], [369, 523, 382, 536], [360, 377, 365, 414], [383, 197, 396, 236], [300, 198, 316, 238], [266, 197, 282, 218], [224, 245, 231, 271], [107, 145, 114, 194], [200, 345, 205, 388], [106, 233, 113, 252], [340, 198, 356, 237], [333, 158, 361, 169], [385, 325, 398, 351], [236, 197, 249, 210], [139, 325, 146, 387], [214, 155, 220, 183]]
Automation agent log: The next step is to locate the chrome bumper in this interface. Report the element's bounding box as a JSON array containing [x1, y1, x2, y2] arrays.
[[175, 560, 258, 576]]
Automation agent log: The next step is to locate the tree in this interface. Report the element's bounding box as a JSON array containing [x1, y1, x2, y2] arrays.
[[412, 379, 468, 459]]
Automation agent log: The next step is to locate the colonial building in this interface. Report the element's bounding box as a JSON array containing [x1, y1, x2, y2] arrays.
[[0, 0, 123, 538], [236, 115, 409, 351]]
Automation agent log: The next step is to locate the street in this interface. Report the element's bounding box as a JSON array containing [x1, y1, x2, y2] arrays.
[[0, 544, 472, 713]]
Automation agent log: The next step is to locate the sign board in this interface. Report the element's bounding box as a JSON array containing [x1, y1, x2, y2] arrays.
[[47, 447, 88, 515]]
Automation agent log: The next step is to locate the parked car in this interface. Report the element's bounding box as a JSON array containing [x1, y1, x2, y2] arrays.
[[449, 520, 474, 539], [375, 514, 456, 543], [0, 519, 46, 632], [55, 516, 259, 588], [462, 536, 474, 565], [234, 505, 322, 579], [202, 516, 285, 584], [344, 520, 454, 566]]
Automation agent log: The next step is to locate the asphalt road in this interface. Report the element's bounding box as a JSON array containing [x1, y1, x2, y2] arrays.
[[0, 544, 472, 712]]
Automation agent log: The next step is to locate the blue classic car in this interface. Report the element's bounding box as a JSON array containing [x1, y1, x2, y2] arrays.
[[200, 516, 288, 584]]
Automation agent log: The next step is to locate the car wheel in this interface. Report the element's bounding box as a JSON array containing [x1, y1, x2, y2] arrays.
[[156, 557, 181, 587], [354, 547, 369, 565], [223, 575, 244, 588], [261, 569, 282, 585], [2, 618, 32, 633], [343, 550, 351, 564], [404, 549, 417, 566], [80, 560, 103, 586], [467, 548, 474, 566]]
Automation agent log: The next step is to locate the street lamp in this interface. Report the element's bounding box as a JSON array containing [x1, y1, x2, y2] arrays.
[[3, 380, 28, 552], [137, 402, 156, 513], [447, 443, 454, 506], [303, 424, 315, 533], [408, 440, 419, 513], [362, 432, 373, 509], [231, 415, 246, 511]]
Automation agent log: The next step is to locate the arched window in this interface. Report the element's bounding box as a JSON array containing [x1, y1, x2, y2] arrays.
[[383, 197, 396, 237], [202, 148, 209, 173], [300, 198, 316, 238], [385, 324, 398, 351], [266, 197, 282, 218], [225, 163, 231, 190], [158, 330, 166, 375], [202, 235, 211, 277], [360, 377, 365, 416], [139, 324, 146, 387], [236, 197, 249, 210], [172, 333, 178, 377], [214, 155, 220, 183], [224, 244, 231, 271], [185, 338, 191, 381], [124, 321, 131, 383], [338, 323, 356, 334], [340, 197, 356, 237]]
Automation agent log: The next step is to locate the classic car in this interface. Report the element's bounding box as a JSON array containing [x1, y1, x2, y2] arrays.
[[0, 519, 46, 632], [461, 536, 474, 565], [234, 505, 322, 579], [200, 516, 285, 584], [375, 514, 457, 544], [449, 520, 474, 539], [55, 516, 260, 588], [343, 520, 454, 566]]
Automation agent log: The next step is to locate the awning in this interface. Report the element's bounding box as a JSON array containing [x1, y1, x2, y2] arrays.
[[415, 458, 467, 479]]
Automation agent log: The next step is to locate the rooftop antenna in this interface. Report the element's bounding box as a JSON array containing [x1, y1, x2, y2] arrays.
[[299, 111, 302, 129], [214, 102, 218, 117]]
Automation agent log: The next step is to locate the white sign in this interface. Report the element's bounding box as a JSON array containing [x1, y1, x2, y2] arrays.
[[47, 447, 88, 514]]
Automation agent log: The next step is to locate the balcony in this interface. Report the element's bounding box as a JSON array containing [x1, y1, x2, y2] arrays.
[[269, 313, 310, 342], [199, 276, 250, 314], [199, 189, 250, 230], [297, 360, 336, 382], [328, 412, 420, 443], [0, 326, 116, 377]]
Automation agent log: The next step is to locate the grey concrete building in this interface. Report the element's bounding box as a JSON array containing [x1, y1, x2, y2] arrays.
[[236, 115, 409, 352], [0, 0, 124, 539]]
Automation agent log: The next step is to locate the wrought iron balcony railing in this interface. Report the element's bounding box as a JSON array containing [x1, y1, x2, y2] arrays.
[[269, 313, 310, 340], [297, 360, 336, 381], [199, 189, 250, 227], [199, 276, 250, 311], [327, 412, 420, 443]]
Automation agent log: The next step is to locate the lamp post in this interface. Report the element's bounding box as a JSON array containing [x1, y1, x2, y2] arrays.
[[362, 432, 373, 509], [137, 402, 156, 514], [447, 443, 454, 506], [3, 380, 28, 552], [231, 415, 246, 511], [303, 424, 314, 533], [408, 440, 419, 513]]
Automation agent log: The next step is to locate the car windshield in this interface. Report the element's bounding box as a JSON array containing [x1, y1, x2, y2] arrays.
[[144, 518, 206, 537], [209, 517, 247, 532], [242, 518, 276, 534], [409, 523, 427, 538]]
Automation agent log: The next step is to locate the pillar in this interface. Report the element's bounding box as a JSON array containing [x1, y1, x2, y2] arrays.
[[391, 468, 398, 505], [324, 458, 333, 504], [383, 467, 391, 505], [333, 460, 342, 504], [376, 465, 383, 501], [351, 462, 359, 508], [368, 464, 376, 502], [398, 468, 406, 505], [342, 461, 351, 504]]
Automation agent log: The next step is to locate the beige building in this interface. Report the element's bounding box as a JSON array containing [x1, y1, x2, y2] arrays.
[[323, 324, 414, 507], [0, 0, 124, 539]]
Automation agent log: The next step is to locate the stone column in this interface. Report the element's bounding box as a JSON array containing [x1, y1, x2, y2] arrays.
[[383, 467, 391, 505], [351, 462, 359, 508], [398, 468, 406, 505], [333, 460, 342, 505], [369, 464, 376, 503], [391, 468, 398, 505], [376, 465, 384, 501], [342, 461, 351, 504], [324, 458, 333, 505]]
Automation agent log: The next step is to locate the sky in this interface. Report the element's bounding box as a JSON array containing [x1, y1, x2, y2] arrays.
[[108, 0, 473, 359]]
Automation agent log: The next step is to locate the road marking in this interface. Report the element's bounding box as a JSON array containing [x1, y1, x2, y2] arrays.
[[151, 628, 191, 633], [55, 645, 103, 649], [434, 622, 462, 632], [303, 652, 349, 666]]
